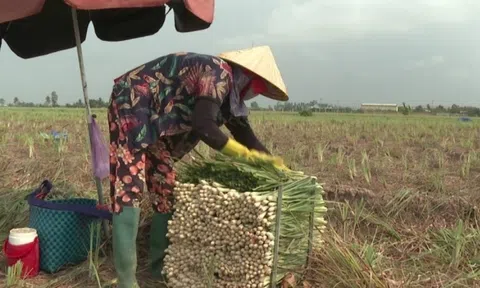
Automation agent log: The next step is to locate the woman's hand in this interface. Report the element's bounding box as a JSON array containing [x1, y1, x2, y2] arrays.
[[247, 149, 284, 167], [220, 138, 307, 176], [221, 138, 286, 168]]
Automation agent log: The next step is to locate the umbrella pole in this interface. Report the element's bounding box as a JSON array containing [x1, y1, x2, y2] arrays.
[[71, 8, 110, 239]]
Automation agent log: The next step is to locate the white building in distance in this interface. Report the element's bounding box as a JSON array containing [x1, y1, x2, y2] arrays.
[[360, 103, 398, 112]]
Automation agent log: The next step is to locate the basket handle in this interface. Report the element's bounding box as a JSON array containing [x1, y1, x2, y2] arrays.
[[26, 180, 112, 221], [26, 180, 53, 201]]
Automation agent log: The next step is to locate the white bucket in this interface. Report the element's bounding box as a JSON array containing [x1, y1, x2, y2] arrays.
[[8, 228, 38, 246]]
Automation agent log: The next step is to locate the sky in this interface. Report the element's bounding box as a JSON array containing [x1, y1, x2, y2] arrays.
[[1, 0, 479, 108]]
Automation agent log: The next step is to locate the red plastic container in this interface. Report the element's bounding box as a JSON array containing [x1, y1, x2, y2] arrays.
[[3, 236, 40, 278]]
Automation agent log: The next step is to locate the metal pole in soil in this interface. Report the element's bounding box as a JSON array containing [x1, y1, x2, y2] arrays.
[[71, 8, 110, 239], [270, 185, 283, 288]]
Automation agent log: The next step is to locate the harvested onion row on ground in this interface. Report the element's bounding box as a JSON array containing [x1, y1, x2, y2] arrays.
[[164, 154, 328, 287]]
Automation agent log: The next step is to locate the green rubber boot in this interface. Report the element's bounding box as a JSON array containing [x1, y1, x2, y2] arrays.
[[150, 212, 172, 280], [113, 207, 141, 288]]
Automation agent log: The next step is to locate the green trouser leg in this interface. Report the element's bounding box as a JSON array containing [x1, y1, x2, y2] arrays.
[[113, 207, 140, 288], [150, 212, 172, 280]]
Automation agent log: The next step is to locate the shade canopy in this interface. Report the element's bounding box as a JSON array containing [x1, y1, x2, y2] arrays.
[[0, 0, 215, 59]]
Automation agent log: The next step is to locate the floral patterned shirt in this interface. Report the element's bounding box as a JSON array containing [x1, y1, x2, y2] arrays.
[[109, 52, 239, 156]]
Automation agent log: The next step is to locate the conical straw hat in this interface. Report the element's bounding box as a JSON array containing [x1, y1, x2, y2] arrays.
[[218, 46, 288, 101]]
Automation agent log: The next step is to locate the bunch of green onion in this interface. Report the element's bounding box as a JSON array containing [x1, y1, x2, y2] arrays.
[[163, 154, 327, 287]]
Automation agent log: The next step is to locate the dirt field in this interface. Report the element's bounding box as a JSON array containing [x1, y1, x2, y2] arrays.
[[0, 108, 479, 287]]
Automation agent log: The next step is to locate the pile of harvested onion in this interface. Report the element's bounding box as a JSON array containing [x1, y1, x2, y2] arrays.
[[163, 154, 327, 287]]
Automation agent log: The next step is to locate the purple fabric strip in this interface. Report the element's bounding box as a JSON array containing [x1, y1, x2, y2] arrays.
[[90, 116, 110, 179]]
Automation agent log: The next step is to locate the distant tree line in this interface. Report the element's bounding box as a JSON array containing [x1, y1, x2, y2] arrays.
[[1, 93, 479, 117], [249, 100, 480, 117], [1, 91, 60, 108], [250, 100, 358, 113], [0, 91, 109, 108], [398, 103, 480, 117], [64, 98, 108, 108]]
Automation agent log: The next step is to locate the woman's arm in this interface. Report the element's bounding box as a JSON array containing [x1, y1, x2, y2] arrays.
[[191, 98, 286, 169], [224, 116, 270, 154], [191, 98, 270, 154], [191, 98, 229, 150]]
